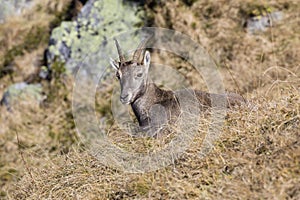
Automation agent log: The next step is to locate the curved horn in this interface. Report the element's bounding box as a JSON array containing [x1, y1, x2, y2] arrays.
[[132, 38, 149, 62], [114, 39, 125, 62]]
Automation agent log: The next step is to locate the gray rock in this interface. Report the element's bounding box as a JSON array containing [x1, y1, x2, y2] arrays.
[[46, 0, 145, 79], [247, 11, 283, 34], [0, 0, 34, 23], [1, 82, 43, 110]]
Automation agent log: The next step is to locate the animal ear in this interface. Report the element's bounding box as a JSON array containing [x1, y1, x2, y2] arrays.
[[110, 58, 119, 71], [143, 51, 151, 71]]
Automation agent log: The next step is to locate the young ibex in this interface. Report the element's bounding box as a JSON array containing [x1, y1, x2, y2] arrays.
[[110, 39, 245, 137]]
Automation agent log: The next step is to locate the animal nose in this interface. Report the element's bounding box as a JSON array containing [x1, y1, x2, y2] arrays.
[[120, 94, 129, 102]]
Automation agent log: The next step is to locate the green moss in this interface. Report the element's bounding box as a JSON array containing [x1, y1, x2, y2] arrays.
[[51, 60, 66, 78], [191, 22, 197, 30], [0, 190, 6, 198]]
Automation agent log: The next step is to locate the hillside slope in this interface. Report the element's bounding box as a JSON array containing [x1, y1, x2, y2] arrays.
[[0, 0, 299, 199]]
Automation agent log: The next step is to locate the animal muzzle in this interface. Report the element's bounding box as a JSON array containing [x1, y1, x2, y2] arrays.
[[120, 93, 132, 104]]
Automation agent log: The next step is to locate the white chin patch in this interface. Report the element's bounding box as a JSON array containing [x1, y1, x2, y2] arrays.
[[127, 93, 133, 104]]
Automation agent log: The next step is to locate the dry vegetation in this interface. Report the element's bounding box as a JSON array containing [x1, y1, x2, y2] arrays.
[[0, 0, 299, 199]]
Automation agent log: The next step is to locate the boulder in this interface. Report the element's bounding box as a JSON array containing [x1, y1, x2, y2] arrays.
[[0, 0, 34, 23], [1, 82, 43, 110], [46, 0, 145, 79], [246, 11, 283, 34]]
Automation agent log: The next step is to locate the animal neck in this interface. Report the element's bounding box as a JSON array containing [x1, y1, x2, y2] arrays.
[[130, 82, 164, 126]]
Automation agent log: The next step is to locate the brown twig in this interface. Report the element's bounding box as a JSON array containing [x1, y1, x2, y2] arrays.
[[225, 63, 246, 102], [15, 131, 36, 185]]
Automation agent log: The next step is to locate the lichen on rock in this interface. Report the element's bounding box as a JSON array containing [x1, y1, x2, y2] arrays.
[[0, 82, 43, 110], [46, 0, 145, 77]]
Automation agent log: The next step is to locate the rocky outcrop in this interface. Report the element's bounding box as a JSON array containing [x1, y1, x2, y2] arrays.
[[1, 0, 146, 111], [46, 0, 145, 77]]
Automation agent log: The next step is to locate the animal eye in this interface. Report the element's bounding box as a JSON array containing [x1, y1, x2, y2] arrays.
[[136, 73, 143, 78]]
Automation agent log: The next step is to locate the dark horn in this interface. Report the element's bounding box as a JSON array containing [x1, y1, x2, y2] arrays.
[[114, 39, 125, 62], [132, 38, 149, 62]]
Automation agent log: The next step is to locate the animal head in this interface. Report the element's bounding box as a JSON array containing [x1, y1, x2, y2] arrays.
[[110, 39, 151, 104]]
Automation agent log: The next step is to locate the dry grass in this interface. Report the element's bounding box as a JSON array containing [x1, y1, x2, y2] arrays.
[[1, 0, 300, 199], [4, 94, 299, 199]]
